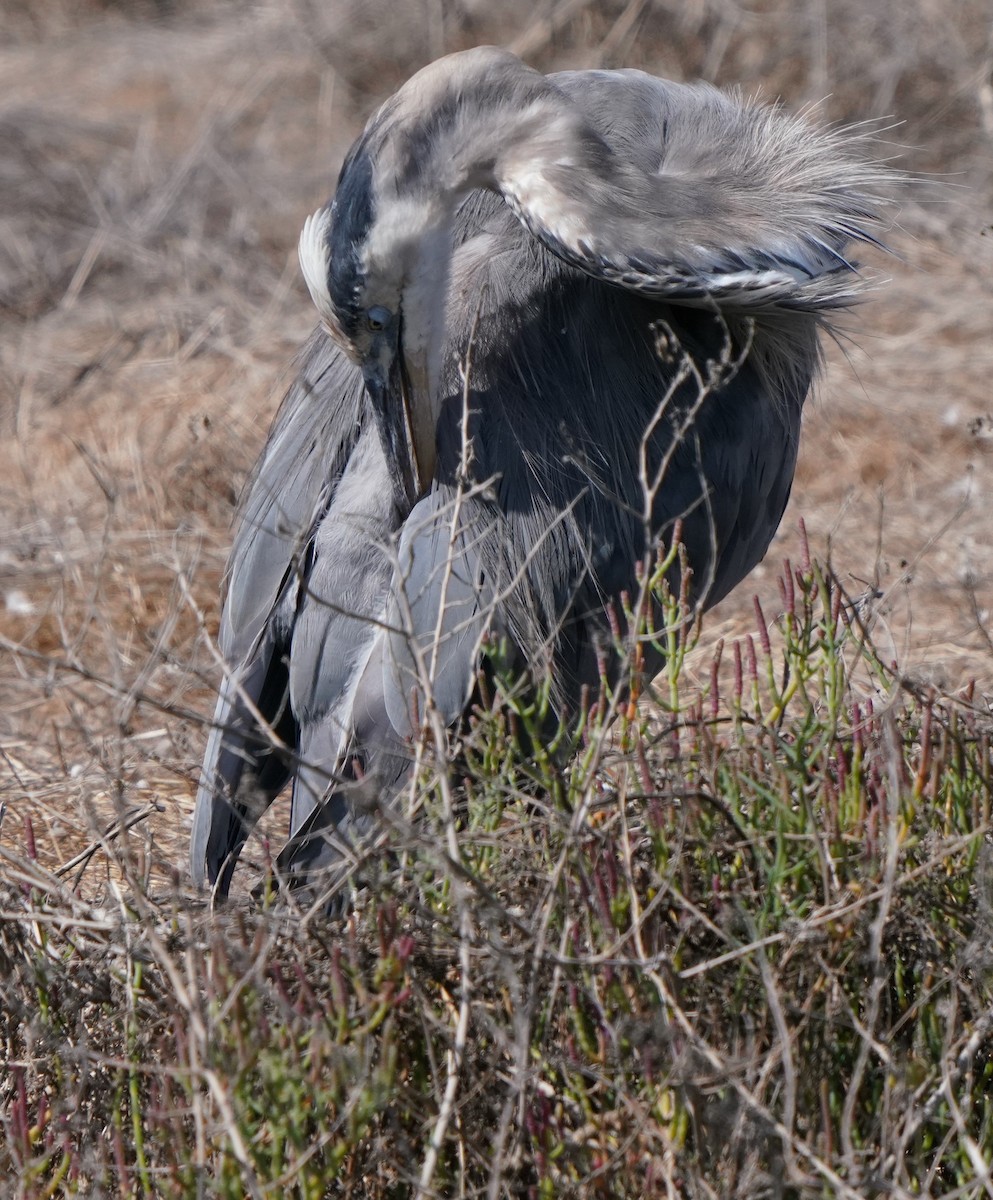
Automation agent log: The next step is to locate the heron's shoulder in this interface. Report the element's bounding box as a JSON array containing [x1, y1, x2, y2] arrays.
[[551, 66, 720, 104], [548, 68, 748, 166]]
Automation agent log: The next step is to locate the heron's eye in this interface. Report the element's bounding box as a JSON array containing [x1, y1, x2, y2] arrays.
[[366, 306, 392, 332]]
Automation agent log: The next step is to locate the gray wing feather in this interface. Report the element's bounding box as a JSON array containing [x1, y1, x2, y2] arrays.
[[190, 331, 367, 890], [286, 422, 399, 833], [222, 331, 366, 662], [383, 490, 492, 734], [274, 489, 492, 885]]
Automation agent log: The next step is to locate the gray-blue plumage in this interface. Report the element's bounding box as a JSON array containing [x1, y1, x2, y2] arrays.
[[191, 48, 889, 899]]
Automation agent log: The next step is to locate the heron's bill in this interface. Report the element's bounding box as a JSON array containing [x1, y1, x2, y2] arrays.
[[399, 352, 437, 498], [364, 353, 436, 511]]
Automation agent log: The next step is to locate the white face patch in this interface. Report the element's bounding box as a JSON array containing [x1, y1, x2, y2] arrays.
[[298, 208, 335, 325]]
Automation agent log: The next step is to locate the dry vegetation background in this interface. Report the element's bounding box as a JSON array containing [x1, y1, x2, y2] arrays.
[[0, 0, 990, 937]]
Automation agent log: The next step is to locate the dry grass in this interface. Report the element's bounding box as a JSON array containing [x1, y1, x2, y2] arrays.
[[2, 0, 993, 1194]]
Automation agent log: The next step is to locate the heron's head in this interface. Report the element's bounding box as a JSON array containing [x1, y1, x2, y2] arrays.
[[299, 137, 452, 514]]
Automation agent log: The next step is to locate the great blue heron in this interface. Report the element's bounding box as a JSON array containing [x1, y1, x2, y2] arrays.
[[190, 46, 888, 900]]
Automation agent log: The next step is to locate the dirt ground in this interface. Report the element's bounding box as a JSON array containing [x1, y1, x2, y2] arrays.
[[2, 0, 992, 884]]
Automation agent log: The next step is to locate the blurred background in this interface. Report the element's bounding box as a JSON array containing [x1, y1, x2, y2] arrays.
[[2, 0, 992, 877]]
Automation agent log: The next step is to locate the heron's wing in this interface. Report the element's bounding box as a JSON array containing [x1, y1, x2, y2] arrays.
[[495, 66, 886, 312], [190, 332, 366, 893], [220, 333, 366, 663], [285, 422, 399, 835], [273, 488, 492, 892], [381, 490, 493, 733]]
